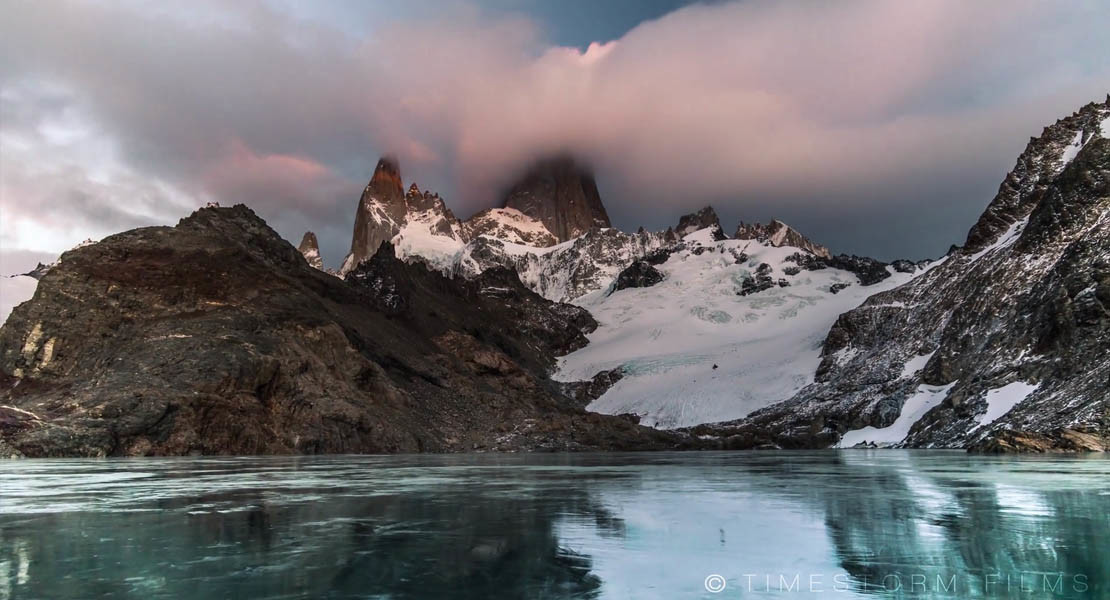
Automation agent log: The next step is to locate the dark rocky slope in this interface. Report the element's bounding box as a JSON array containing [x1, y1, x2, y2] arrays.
[[695, 99, 1110, 452], [0, 205, 690, 457]]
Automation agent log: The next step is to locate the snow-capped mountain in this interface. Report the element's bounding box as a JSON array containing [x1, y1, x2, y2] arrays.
[[340, 157, 467, 275], [735, 219, 831, 258], [699, 97, 1110, 451], [330, 155, 938, 428], [295, 97, 1110, 450], [462, 207, 557, 247], [337, 153, 674, 301], [4, 98, 1106, 456]]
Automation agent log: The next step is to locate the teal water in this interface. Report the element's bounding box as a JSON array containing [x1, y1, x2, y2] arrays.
[[0, 451, 1106, 599]]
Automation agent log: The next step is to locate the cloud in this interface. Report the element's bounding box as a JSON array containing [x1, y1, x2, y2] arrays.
[[0, 0, 1107, 267]]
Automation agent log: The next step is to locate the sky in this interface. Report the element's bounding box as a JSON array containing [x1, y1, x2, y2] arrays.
[[1, 0, 1108, 272]]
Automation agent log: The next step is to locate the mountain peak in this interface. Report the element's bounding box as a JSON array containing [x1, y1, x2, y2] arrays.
[[370, 155, 403, 195], [963, 97, 1110, 251], [675, 206, 724, 239], [343, 155, 410, 273], [501, 155, 611, 243], [341, 155, 467, 275], [735, 219, 830, 258], [298, 231, 323, 270]]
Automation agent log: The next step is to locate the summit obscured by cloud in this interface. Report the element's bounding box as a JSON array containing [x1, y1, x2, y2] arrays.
[[1, 0, 1108, 269]]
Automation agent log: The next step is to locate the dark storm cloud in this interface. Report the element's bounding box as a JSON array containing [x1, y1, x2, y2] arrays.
[[1, 0, 1108, 267]]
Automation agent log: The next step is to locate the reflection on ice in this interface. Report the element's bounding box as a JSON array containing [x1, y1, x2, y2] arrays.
[[0, 451, 1106, 599]]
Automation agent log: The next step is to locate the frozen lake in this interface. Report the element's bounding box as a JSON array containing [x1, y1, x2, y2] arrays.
[[0, 451, 1107, 599]]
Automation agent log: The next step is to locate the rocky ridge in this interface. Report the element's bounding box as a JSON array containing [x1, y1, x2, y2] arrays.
[[736, 219, 831, 258], [694, 98, 1110, 452]]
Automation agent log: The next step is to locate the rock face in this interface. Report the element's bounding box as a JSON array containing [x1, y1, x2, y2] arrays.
[[784, 252, 895, 286], [696, 98, 1110, 451], [735, 219, 831, 258], [344, 156, 406, 272], [675, 206, 726, 239], [0, 205, 694, 457], [611, 260, 664, 293], [297, 231, 324, 270], [502, 155, 611, 243]]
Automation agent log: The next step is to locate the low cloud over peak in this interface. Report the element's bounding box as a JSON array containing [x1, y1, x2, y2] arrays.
[[1, 0, 1107, 268]]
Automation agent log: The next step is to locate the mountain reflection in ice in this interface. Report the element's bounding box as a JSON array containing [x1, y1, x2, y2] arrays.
[[0, 451, 1106, 599]]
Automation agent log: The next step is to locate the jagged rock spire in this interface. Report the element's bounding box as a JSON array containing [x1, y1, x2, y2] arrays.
[[675, 206, 725, 239], [342, 156, 410, 274], [340, 155, 466, 275], [298, 231, 323, 270], [501, 155, 611, 243], [370, 155, 403, 195]]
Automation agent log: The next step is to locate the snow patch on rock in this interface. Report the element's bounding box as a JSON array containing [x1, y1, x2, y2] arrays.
[[1059, 130, 1084, 166], [837, 382, 957, 448], [968, 382, 1039, 435], [899, 350, 936, 379]]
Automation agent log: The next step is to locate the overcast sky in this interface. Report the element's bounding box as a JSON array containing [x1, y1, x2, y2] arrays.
[[1, 0, 1108, 271]]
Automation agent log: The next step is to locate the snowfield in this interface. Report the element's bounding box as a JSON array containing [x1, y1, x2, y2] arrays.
[[555, 228, 928, 428]]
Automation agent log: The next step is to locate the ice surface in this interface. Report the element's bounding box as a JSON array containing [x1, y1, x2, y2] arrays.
[[391, 216, 466, 273], [2, 453, 1105, 599]]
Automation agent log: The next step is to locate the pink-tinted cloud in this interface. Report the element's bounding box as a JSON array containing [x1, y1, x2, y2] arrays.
[[1, 0, 1107, 266], [201, 141, 351, 213]]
